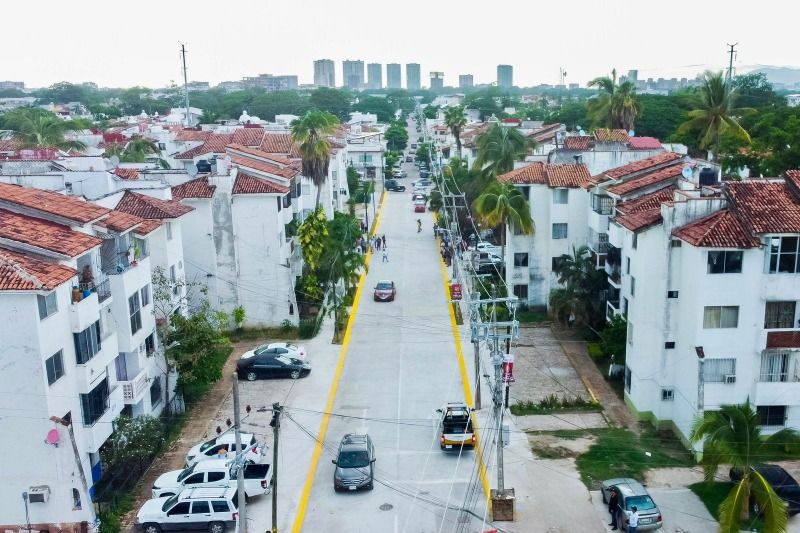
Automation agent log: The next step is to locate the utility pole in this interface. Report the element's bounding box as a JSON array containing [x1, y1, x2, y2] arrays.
[[469, 298, 482, 410], [726, 43, 738, 82], [270, 403, 283, 533], [180, 43, 191, 126], [232, 374, 247, 533], [50, 416, 96, 526], [695, 346, 706, 412], [490, 285, 505, 493]]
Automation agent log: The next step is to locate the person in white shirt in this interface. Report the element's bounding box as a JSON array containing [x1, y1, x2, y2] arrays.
[[628, 506, 639, 533]]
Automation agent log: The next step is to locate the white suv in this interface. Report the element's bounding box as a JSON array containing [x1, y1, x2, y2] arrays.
[[135, 487, 239, 533], [185, 432, 265, 467]]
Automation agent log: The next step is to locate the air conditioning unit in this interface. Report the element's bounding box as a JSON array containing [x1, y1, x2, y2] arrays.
[[723, 374, 736, 384], [27, 486, 51, 503]]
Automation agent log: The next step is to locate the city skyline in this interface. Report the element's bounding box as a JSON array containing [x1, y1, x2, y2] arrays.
[[2, 0, 798, 89]]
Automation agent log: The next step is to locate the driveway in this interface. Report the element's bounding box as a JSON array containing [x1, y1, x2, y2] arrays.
[[590, 488, 717, 532]]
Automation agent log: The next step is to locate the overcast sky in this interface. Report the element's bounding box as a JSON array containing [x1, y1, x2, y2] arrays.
[[5, 0, 797, 89]]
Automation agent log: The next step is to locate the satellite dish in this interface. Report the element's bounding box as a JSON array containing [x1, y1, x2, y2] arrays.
[[628, 130, 635, 137], [681, 165, 693, 179], [109, 155, 120, 167], [187, 164, 199, 177], [46, 428, 60, 446], [578, 129, 586, 136]]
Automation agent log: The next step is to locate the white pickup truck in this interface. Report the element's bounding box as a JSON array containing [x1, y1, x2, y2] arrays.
[[152, 458, 272, 499]]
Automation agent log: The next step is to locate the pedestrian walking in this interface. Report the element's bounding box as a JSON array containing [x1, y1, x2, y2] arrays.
[[627, 506, 639, 533], [382, 248, 388, 262], [607, 488, 619, 530], [381, 234, 386, 249], [375, 236, 382, 250]]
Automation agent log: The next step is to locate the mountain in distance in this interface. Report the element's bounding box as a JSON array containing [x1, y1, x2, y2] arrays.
[[741, 65, 800, 89]]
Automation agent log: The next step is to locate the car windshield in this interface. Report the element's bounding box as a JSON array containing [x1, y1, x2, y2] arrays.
[[254, 344, 271, 355], [176, 464, 196, 482], [625, 495, 656, 511], [376, 282, 393, 290], [162, 494, 179, 512], [199, 437, 219, 453], [338, 450, 370, 468]]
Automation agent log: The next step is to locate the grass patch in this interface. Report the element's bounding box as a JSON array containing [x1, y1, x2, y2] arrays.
[[517, 308, 548, 323], [227, 325, 300, 342], [531, 442, 575, 459], [510, 394, 601, 416], [690, 481, 765, 531]]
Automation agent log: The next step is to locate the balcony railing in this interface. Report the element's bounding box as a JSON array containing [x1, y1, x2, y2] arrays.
[[120, 371, 149, 403], [759, 352, 800, 383], [589, 240, 611, 254]]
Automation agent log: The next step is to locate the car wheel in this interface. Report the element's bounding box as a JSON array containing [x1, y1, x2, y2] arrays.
[[208, 521, 225, 533], [246, 371, 257, 381], [143, 524, 161, 533], [367, 481, 374, 490], [290, 369, 301, 379]]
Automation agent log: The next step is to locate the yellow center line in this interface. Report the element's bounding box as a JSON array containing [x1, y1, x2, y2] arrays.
[[291, 193, 386, 533]]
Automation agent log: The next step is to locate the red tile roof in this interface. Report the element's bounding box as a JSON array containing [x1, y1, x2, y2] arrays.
[[627, 136, 663, 150], [231, 156, 297, 180], [114, 168, 140, 180], [233, 173, 290, 195], [784, 170, 800, 199], [171, 177, 216, 200], [672, 209, 760, 248], [0, 182, 110, 224], [231, 127, 265, 146], [174, 144, 212, 160], [725, 180, 800, 234], [606, 164, 685, 197], [259, 134, 300, 157], [0, 139, 20, 152], [601, 152, 683, 180], [226, 144, 293, 166], [527, 123, 564, 143], [0, 209, 102, 257], [134, 219, 162, 236], [766, 331, 800, 349], [614, 187, 675, 232], [594, 128, 630, 143], [94, 211, 144, 233], [0, 248, 76, 291], [115, 191, 194, 219], [174, 133, 234, 159], [175, 130, 211, 142], [498, 162, 591, 188], [563, 136, 594, 150]]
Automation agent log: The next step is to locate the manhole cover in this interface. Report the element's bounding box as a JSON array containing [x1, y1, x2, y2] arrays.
[[379, 503, 393, 511]]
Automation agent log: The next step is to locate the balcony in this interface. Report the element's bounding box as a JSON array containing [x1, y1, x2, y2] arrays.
[[69, 291, 100, 333], [120, 369, 149, 405], [588, 209, 610, 234], [82, 385, 123, 453], [608, 222, 624, 249], [75, 332, 118, 393], [607, 299, 621, 321], [604, 262, 622, 287]]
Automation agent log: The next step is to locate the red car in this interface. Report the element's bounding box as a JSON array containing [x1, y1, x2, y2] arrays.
[[414, 200, 426, 213], [373, 280, 396, 301]]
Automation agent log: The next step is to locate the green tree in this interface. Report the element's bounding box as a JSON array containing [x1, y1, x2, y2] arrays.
[[102, 415, 165, 471], [635, 94, 693, 140], [678, 71, 754, 162], [416, 142, 433, 165], [551, 245, 608, 326], [600, 314, 627, 362], [298, 208, 329, 272], [119, 136, 169, 168], [587, 69, 642, 131], [473, 123, 531, 179], [472, 181, 534, 251], [168, 302, 231, 394], [444, 105, 468, 156], [385, 121, 409, 151], [691, 403, 800, 533], [291, 110, 340, 208], [732, 73, 785, 109], [354, 96, 395, 122], [309, 87, 352, 120], [3, 108, 86, 151], [464, 87, 503, 120], [423, 105, 439, 119], [550, 101, 589, 130]]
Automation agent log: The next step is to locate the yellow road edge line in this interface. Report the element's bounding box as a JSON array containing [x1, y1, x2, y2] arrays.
[[435, 233, 492, 510], [581, 376, 598, 404], [291, 193, 387, 533]]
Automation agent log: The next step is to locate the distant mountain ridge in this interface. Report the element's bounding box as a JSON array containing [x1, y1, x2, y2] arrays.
[[742, 65, 800, 89]]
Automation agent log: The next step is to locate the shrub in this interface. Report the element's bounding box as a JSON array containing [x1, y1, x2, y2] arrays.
[[587, 342, 606, 362]]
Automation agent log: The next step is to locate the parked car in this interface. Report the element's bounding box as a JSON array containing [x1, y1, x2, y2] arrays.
[[185, 432, 265, 468], [236, 352, 311, 381], [410, 143, 418, 149], [152, 459, 272, 499], [437, 403, 475, 450], [414, 201, 426, 213], [411, 193, 426, 202], [474, 241, 502, 257], [472, 251, 503, 274], [419, 170, 430, 179], [135, 486, 239, 533], [385, 179, 406, 192], [413, 178, 432, 188], [332, 433, 376, 491], [405, 156, 413, 162], [730, 465, 800, 516], [392, 169, 407, 178], [601, 478, 663, 531], [374, 280, 396, 301]]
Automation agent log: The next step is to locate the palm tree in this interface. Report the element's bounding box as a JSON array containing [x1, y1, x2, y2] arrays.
[[291, 110, 340, 209], [473, 124, 531, 179], [472, 182, 534, 258], [121, 137, 169, 168], [691, 403, 800, 533], [4, 109, 86, 151], [678, 70, 754, 162], [444, 105, 467, 156], [551, 245, 608, 326], [587, 69, 642, 131]]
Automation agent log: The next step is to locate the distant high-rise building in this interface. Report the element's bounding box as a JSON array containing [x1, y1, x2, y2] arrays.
[[458, 74, 474, 89], [367, 63, 382, 89], [430, 72, 444, 90], [387, 63, 402, 89], [406, 63, 421, 91], [241, 74, 298, 91], [0, 81, 24, 91], [342, 60, 365, 89], [313, 59, 336, 87], [497, 64, 513, 89], [627, 69, 639, 84]]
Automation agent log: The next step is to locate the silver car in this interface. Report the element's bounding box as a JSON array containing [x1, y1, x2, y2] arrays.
[[601, 478, 663, 530], [332, 434, 375, 491]]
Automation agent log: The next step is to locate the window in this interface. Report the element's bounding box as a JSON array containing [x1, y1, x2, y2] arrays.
[[671, 239, 682, 248], [45, 350, 65, 385], [72, 488, 82, 510], [74, 321, 102, 364], [627, 322, 634, 345], [761, 352, 792, 382], [514, 253, 529, 267], [664, 342, 675, 349], [591, 194, 613, 214], [80, 377, 109, 426], [768, 236, 800, 273], [552, 223, 568, 239], [134, 237, 149, 259], [276, 196, 282, 212], [553, 188, 568, 204], [764, 301, 796, 329], [661, 389, 674, 401], [165, 221, 173, 240], [145, 333, 156, 357], [211, 501, 230, 513], [129, 293, 142, 334], [757, 405, 786, 427], [512, 284, 528, 300], [624, 366, 631, 393], [170, 266, 178, 296], [622, 297, 629, 317], [667, 290, 679, 299], [282, 194, 291, 208], [632, 233, 638, 249], [707, 250, 743, 274], [141, 284, 151, 307], [704, 358, 736, 382], [207, 472, 226, 482], [150, 376, 162, 408], [167, 502, 191, 516], [191, 501, 210, 514], [703, 306, 739, 328], [630, 277, 635, 296], [37, 292, 58, 320], [552, 257, 566, 271], [625, 257, 630, 274]]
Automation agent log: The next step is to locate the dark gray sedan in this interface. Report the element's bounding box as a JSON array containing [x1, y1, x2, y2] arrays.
[[601, 478, 663, 531]]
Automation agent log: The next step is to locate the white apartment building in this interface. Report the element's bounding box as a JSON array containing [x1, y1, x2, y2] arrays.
[[0, 184, 164, 532]]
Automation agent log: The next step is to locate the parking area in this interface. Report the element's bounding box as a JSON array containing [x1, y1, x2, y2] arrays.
[[589, 488, 716, 532]]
